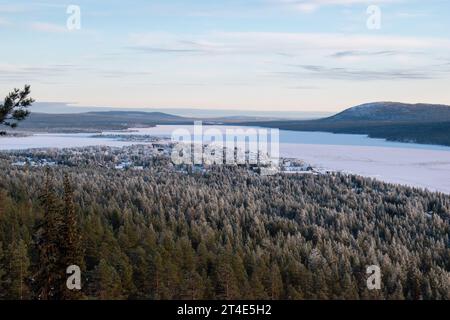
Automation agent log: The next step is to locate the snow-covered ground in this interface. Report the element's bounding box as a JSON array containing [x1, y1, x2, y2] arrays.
[[280, 143, 450, 194]]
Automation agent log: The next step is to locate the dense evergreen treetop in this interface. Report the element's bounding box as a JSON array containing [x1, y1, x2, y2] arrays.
[[0, 158, 448, 300]]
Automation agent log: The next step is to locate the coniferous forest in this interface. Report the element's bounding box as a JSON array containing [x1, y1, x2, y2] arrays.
[[0, 159, 449, 300]]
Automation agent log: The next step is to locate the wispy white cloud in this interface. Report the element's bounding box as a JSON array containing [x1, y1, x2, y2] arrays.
[[125, 31, 450, 84], [128, 31, 450, 56], [273, 0, 402, 13], [0, 63, 79, 82], [30, 22, 67, 33], [275, 63, 449, 81], [0, 63, 152, 83], [0, 4, 28, 13], [396, 12, 429, 18], [329, 50, 425, 59]]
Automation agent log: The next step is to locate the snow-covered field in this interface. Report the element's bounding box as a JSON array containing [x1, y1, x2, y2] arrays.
[[1, 126, 450, 194]]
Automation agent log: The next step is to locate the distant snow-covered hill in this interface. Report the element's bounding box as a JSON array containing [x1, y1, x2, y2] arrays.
[[328, 102, 450, 122]]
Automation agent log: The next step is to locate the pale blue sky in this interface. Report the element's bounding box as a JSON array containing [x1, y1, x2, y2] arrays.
[[0, 0, 449, 112]]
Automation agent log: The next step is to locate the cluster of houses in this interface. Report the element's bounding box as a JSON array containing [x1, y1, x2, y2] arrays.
[[5, 143, 172, 170], [5, 142, 321, 176], [280, 158, 314, 173], [12, 158, 57, 167]]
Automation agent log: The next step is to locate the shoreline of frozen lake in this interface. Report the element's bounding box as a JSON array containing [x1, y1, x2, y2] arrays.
[[280, 143, 450, 194], [1, 125, 450, 194]]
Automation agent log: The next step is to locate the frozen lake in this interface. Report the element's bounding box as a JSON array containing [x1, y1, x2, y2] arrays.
[[1, 125, 450, 193], [0, 133, 135, 150]]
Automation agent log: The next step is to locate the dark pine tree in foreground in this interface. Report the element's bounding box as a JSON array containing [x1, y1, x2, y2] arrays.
[[60, 173, 84, 299], [33, 170, 84, 300], [34, 169, 63, 299], [0, 85, 34, 134]]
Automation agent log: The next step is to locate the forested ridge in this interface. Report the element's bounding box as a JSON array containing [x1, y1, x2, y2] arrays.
[[0, 161, 449, 300], [239, 103, 450, 147], [239, 120, 450, 147]]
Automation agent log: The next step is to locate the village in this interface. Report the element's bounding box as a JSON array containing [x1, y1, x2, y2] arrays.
[[2, 141, 322, 176]]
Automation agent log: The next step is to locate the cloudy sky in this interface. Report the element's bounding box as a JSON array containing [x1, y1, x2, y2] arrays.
[[0, 0, 449, 112]]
